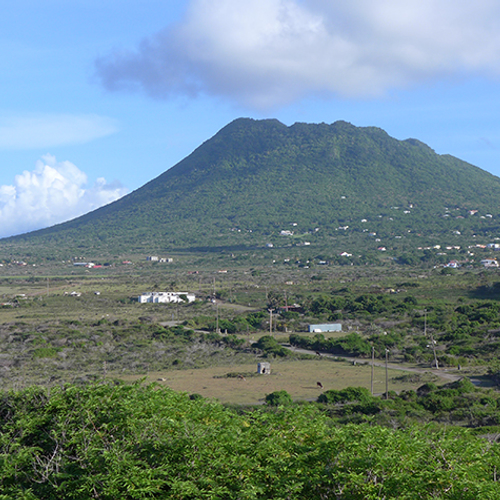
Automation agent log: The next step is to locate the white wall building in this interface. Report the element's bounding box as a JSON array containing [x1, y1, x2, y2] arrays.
[[308, 323, 342, 333], [138, 292, 196, 304], [481, 259, 499, 268], [146, 256, 173, 263]]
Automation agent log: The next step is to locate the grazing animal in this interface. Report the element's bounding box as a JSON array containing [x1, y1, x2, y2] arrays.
[[315, 351, 321, 356], [237, 374, 246, 381], [317, 381, 323, 389]]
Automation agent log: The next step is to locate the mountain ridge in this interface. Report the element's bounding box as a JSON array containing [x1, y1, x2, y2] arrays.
[[3, 118, 500, 258]]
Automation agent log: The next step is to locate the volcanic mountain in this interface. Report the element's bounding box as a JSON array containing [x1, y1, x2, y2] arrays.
[[3, 118, 500, 257]]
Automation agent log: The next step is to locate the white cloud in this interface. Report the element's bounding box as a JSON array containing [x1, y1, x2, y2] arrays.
[[0, 114, 118, 149], [0, 155, 127, 238], [95, 0, 500, 108]]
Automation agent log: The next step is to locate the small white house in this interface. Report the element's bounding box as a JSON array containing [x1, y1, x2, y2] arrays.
[[309, 323, 342, 333], [138, 292, 196, 304], [257, 362, 271, 374], [481, 259, 499, 268]]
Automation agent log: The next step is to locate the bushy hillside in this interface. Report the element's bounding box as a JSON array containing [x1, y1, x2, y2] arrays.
[[3, 118, 500, 257]]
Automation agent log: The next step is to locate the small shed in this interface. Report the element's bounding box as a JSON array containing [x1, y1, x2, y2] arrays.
[[257, 362, 271, 374], [308, 323, 342, 333]]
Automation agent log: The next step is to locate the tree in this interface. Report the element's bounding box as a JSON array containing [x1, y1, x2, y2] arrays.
[[267, 290, 283, 309]]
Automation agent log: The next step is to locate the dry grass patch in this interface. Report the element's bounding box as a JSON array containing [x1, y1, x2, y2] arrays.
[[120, 358, 439, 405]]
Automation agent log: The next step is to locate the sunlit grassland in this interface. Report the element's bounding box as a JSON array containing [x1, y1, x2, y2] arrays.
[[122, 358, 440, 405]]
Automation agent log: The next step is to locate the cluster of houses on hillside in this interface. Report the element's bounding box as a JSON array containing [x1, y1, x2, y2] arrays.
[[446, 258, 499, 269]]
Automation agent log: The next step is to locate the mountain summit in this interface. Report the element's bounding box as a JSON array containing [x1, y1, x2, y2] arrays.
[[4, 118, 500, 256]]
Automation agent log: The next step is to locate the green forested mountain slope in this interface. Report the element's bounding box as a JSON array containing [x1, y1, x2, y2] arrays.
[[4, 118, 500, 255]]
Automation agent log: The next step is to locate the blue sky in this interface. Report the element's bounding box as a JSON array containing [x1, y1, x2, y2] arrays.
[[1, 0, 500, 237]]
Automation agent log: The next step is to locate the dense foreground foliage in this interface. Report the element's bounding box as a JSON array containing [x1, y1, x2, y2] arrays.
[[1, 383, 500, 499]]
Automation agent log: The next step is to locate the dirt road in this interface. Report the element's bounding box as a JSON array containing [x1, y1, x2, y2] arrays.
[[285, 345, 474, 384]]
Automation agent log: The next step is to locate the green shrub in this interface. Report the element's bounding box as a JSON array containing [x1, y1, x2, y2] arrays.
[[318, 386, 372, 404], [32, 346, 60, 359], [416, 382, 438, 396], [254, 335, 289, 357], [265, 390, 293, 406]]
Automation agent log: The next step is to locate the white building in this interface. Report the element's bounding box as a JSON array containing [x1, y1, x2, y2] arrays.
[[146, 256, 173, 263], [138, 292, 196, 304], [257, 362, 271, 374], [481, 259, 499, 268], [308, 323, 342, 333]]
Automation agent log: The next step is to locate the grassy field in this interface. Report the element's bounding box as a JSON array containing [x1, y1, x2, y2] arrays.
[[121, 358, 440, 405]]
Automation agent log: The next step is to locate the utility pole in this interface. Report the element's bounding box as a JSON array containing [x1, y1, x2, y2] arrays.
[[268, 308, 273, 335], [425, 309, 439, 369], [213, 276, 220, 334], [371, 345, 375, 396], [216, 301, 220, 334], [385, 349, 389, 399]]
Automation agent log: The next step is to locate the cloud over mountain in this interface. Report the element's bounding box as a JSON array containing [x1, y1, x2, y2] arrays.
[[0, 155, 127, 238], [95, 0, 500, 109]]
